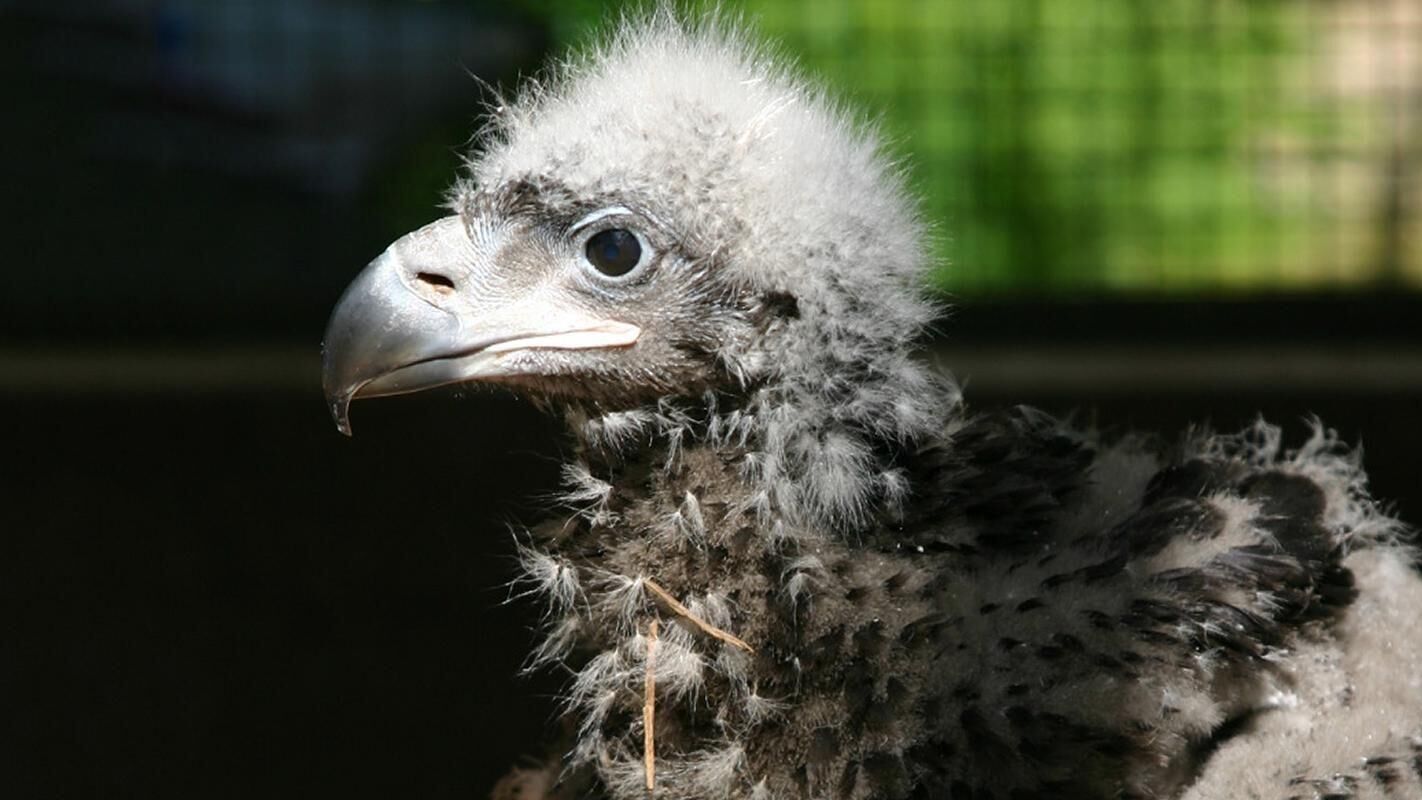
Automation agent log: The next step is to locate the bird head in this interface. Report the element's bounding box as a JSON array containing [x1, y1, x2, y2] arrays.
[[323, 13, 953, 527]]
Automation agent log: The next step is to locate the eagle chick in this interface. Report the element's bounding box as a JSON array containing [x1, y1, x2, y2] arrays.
[[322, 12, 1422, 800]]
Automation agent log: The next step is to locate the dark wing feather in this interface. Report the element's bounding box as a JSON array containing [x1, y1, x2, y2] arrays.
[[899, 412, 1387, 798]]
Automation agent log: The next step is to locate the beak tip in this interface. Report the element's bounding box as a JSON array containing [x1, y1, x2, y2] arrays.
[[328, 392, 355, 437]]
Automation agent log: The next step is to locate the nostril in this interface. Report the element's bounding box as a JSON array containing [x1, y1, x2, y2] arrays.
[[415, 271, 457, 295]]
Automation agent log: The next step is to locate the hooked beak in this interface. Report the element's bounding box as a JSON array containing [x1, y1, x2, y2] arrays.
[[321, 216, 639, 435]]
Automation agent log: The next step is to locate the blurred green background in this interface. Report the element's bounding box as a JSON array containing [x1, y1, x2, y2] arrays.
[[525, 0, 1421, 296], [6, 0, 1420, 346]]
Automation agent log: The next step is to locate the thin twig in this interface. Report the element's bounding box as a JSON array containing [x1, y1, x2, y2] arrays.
[[644, 618, 658, 794], [643, 577, 756, 654]]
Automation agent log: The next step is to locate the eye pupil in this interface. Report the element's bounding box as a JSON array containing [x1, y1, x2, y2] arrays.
[[585, 229, 642, 276]]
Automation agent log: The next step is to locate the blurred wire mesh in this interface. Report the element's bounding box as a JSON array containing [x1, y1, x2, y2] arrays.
[[7, 0, 1419, 321], [536, 0, 1422, 296]]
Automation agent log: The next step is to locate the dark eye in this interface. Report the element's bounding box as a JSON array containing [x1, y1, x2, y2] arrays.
[[584, 228, 643, 277]]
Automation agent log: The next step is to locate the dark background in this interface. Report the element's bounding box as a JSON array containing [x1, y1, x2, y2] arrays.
[[3, 2, 1419, 798]]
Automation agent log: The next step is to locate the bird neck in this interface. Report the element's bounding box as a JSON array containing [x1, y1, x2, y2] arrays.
[[522, 387, 954, 794], [565, 356, 961, 536]]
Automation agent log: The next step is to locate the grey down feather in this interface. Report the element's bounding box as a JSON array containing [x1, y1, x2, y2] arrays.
[[328, 11, 1422, 800]]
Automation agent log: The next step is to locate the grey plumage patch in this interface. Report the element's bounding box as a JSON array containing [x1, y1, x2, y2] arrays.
[[512, 541, 581, 614]]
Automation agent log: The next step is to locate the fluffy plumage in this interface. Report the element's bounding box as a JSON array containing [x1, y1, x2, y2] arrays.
[[457, 11, 949, 530], [329, 11, 1422, 800]]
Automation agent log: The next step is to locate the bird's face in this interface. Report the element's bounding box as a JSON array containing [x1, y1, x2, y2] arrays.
[[322, 184, 763, 434], [324, 19, 935, 440]]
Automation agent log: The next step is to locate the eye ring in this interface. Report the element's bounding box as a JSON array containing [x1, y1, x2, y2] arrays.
[[583, 228, 645, 278]]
